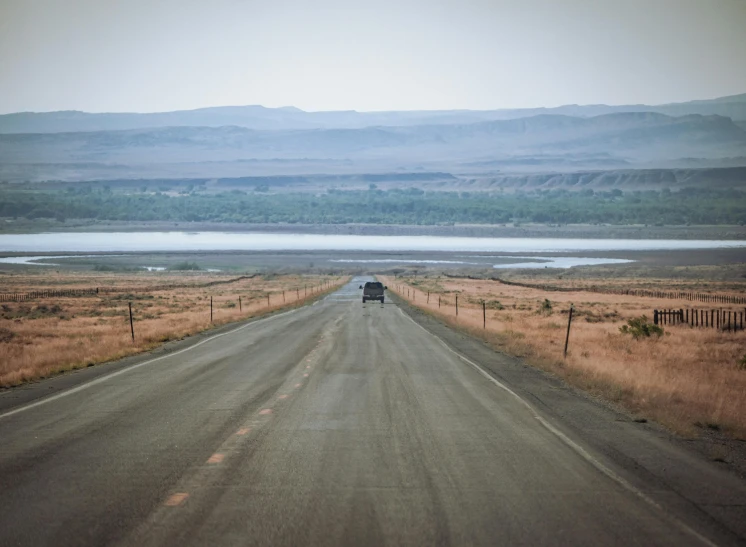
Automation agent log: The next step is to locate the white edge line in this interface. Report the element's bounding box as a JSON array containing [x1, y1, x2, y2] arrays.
[[396, 306, 718, 547], [0, 304, 311, 421]]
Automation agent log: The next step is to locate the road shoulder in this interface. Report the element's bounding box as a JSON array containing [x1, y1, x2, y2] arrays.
[[392, 292, 746, 545], [0, 301, 315, 415]]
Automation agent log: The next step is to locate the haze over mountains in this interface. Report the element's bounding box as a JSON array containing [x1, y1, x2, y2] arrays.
[[1, 93, 745, 183], [3, 93, 746, 133]]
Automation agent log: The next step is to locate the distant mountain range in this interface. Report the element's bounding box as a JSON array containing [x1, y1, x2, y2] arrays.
[[1, 94, 745, 182], [1, 93, 745, 134]]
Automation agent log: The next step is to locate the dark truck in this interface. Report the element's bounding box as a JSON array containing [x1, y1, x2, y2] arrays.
[[360, 281, 386, 303]]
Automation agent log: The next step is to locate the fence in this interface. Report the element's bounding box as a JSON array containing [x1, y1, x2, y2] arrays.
[[100, 274, 259, 294], [0, 274, 260, 302], [654, 308, 745, 331], [0, 288, 99, 302], [489, 276, 746, 305]]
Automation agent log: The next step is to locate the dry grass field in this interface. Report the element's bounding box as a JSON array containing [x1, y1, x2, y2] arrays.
[[0, 272, 346, 387], [380, 274, 746, 440]]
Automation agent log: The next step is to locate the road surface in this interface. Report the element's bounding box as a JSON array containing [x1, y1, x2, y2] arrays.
[[1, 277, 744, 546]]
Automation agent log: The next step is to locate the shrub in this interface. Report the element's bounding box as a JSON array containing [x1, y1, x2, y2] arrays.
[[539, 299, 553, 315], [168, 261, 201, 271], [738, 355, 746, 371], [619, 315, 664, 339], [0, 327, 14, 343]]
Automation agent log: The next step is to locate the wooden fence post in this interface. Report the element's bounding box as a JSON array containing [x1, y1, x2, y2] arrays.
[[483, 300, 486, 329], [439, 295, 441, 308], [653, 310, 659, 325], [564, 305, 574, 359], [456, 295, 458, 317], [129, 302, 135, 342], [239, 296, 242, 311], [427, 292, 430, 304], [210, 296, 213, 323]]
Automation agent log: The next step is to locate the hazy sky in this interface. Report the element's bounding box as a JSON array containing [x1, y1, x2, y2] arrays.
[[1, 0, 745, 113]]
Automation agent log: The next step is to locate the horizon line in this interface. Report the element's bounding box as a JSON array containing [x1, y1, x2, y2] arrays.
[[2, 91, 745, 117]]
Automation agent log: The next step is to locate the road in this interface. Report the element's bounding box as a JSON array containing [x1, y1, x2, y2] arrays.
[[0, 277, 744, 546]]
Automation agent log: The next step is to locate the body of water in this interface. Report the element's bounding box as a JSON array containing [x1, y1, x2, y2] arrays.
[[1, 232, 744, 270], [1, 232, 745, 253]]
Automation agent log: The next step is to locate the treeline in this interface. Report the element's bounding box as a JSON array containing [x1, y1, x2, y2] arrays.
[[1, 186, 745, 226]]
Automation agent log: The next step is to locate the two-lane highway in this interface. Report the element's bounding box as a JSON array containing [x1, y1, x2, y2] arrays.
[[0, 278, 743, 546]]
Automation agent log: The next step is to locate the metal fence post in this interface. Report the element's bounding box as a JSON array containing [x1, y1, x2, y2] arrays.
[[564, 304, 574, 359], [129, 302, 135, 342]]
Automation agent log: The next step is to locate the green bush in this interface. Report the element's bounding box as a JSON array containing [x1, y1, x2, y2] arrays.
[[619, 315, 664, 339]]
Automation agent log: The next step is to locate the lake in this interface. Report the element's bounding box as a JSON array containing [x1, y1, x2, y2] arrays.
[[1, 232, 744, 269], [1, 232, 746, 253]]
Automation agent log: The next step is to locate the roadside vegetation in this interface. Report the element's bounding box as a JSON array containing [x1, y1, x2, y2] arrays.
[[0, 272, 346, 387], [380, 274, 746, 439], [2, 184, 745, 225]]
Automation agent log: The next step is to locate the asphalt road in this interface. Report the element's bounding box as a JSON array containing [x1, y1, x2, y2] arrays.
[[1, 277, 745, 546]]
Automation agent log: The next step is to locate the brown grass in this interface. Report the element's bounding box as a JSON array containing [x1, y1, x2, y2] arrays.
[[380, 275, 746, 439], [0, 273, 347, 387]]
